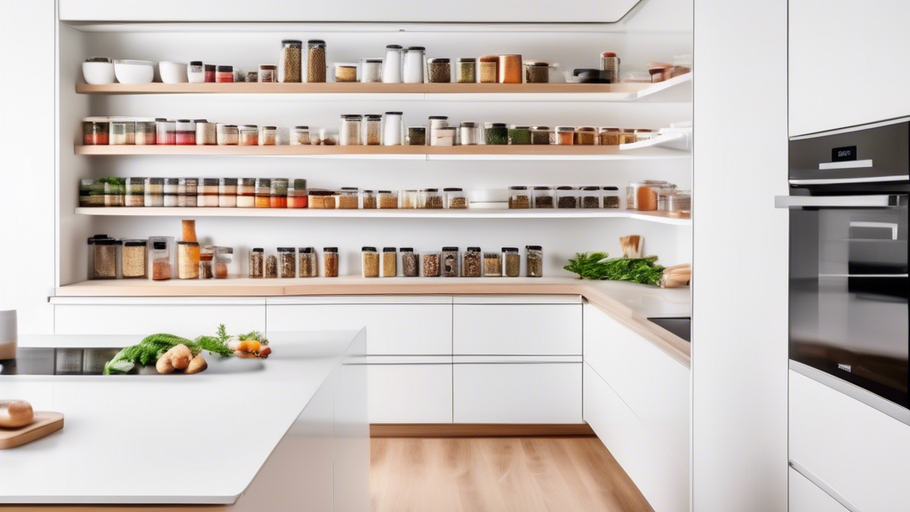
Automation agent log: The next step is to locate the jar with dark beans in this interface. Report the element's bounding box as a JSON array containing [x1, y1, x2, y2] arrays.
[[581, 186, 601, 209], [533, 186, 555, 209], [265, 254, 278, 279], [557, 186, 578, 209], [249, 248, 264, 278], [442, 247, 459, 277], [422, 253, 441, 277], [462, 248, 482, 277], [603, 186, 621, 209], [401, 248, 418, 277], [531, 126, 550, 145]]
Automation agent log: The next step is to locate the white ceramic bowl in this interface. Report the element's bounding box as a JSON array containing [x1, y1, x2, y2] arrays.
[[114, 60, 155, 84], [82, 61, 115, 85], [158, 61, 188, 84]]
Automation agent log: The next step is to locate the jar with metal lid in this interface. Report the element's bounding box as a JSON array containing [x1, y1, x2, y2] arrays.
[[427, 58, 451, 83], [149, 237, 174, 280], [334, 62, 358, 83], [120, 240, 148, 279], [484, 122, 508, 145], [259, 64, 276, 83], [258, 125, 277, 146], [144, 178, 164, 207], [82, 118, 109, 145], [363, 115, 382, 145], [125, 178, 144, 207], [240, 125, 259, 146], [620, 129, 637, 144], [179, 178, 198, 208], [406, 126, 427, 146], [162, 178, 178, 207], [279, 40, 303, 83], [498, 55, 522, 84], [204, 64, 216, 82], [380, 247, 397, 277], [508, 125, 531, 145], [277, 247, 296, 278], [265, 254, 278, 279], [555, 126, 575, 145], [382, 112, 402, 146], [400, 248, 418, 277], [249, 248, 264, 278], [502, 247, 521, 277], [462, 247, 482, 277], [270, 178, 289, 208], [299, 247, 318, 277], [340, 115, 363, 146], [255, 178, 271, 208], [135, 120, 156, 145], [403, 46, 425, 84], [524, 60, 550, 83], [217, 124, 239, 145], [175, 119, 195, 145], [598, 127, 621, 146], [378, 190, 398, 209], [216, 65, 233, 83], [382, 45, 403, 83], [445, 188, 466, 209], [188, 61, 205, 83], [442, 247, 459, 277], [80, 179, 104, 207], [198, 247, 214, 280], [110, 119, 135, 145], [419, 188, 443, 209], [422, 252, 441, 277], [288, 179, 308, 208], [88, 235, 121, 279], [337, 188, 359, 209], [531, 126, 550, 145], [195, 120, 216, 145], [305, 40, 326, 83], [177, 241, 200, 279], [213, 246, 233, 279], [103, 178, 125, 207], [526, 245, 543, 277], [580, 186, 601, 208], [234, 178, 254, 208], [399, 189, 418, 209], [458, 122, 480, 145], [600, 52, 620, 83], [432, 126, 456, 146], [509, 186, 531, 209], [321, 248, 338, 277], [218, 178, 237, 207], [478, 55, 498, 83], [576, 126, 598, 145], [533, 186, 555, 209], [360, 58, 383, 83], [362, 247, 379, 278], [197, 178, 219, 207], [483, 252, 502, 277], [291, 126, 310, 146], [457, 58, 476, 83], [556, 186, 578, 209], [359, 189, 376, 209], [602, 186, 621, 209]]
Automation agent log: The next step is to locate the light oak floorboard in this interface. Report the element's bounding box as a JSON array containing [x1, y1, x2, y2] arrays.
[[371, 436, 654, 512]]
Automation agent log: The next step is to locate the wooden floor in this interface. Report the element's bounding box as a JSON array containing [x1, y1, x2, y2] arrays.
[[370, 436, 654, 512]]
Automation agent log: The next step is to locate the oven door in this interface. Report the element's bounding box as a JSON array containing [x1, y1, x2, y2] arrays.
[[778, 194, 909, 412]]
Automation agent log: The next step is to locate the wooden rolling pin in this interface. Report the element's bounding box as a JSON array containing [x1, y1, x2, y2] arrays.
[[0, 400, 34, 428]]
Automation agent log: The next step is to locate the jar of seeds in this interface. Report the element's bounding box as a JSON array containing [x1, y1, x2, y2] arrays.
[[557, 186, 578, 209], [249, 248, 265, 279], [121, 239, 148, 278], [599, 127, 621, 146], [88, 235, 120, 279], [462, 247, 482, 277], [533, 186, 555, 209], [401, 248, 419, 277], [340, 115, 363, 146], [508, 125, 531, 145], [362, 247, 379, 278], [526, 245, 543, 277], [502, 247, 520, 277], [484, 122, 508, 145], [422, 252, 441, 277], [378, 190, 398, 209], [442, 247, 459, 277], [603, 186, 621, 209], [576, 126, 598, 145], [600, 52, 620, 83], [279, 40, 302, 83], [265, 254, 278, 279], [509, 186, 531, 209], [580, 186, 601, 208], [483, 252, 502, 277], [420, 188, 444, 209], [299, 247, 318, 277], [306, 40, 327, 83], [381, 247, 398, 277], [278, 247, 296, 278], [407, 126, 427, 145], [363, 114, 382, 145], [217, 124, 239, 145], [531, 126, 550, 145], [427, 58, 451, 83], [478, 55, 498, 83], [457, 58, 476, 83], [323, 247, 339, 277], [445, 188, 467, 209], [524, 60, 550, 83], [362, 190, 377, 209]]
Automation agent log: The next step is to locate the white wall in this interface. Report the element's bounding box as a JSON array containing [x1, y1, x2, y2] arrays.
[[692, 1, 789, 511]]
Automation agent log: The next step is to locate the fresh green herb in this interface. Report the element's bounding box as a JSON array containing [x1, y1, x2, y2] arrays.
[[103, 324, 236, 375], [563, 252, 665, 286]]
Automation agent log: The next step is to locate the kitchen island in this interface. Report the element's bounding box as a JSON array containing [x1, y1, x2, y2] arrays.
[[0, 330, 368, 511]]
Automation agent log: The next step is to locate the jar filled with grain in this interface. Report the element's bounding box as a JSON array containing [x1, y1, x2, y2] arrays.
[[406, 126, 427, 146], [299, 247, 318, 277], [458, 122, 480, 145], [502, 247, 521, 277], [361, 190, 377, 209], [508, 125, 531, 145], [279, 40, 303, 83], [399, 189, 418, 209], [259, 126, 278, 146], [557, 186, 578, 209], [526, 245, 543, 277], [600, 52, 620, 83], [531, 126, 550, 145], [484, 123, 508, 145], [362, 247, 379, 278], [259, 64, 276, 83], [340, 115, 363, 146], [308, 190, 336, 209], [462, 247, 482, 277], [533, 186, 555, 209], [620, 129, 637, 144], [219, 178, 238, 208], [87, 235, 120, 279], [363, 114, 382, 146], [419, 188, 444, 209], [378, 190, 398, 209], [576, 126, 598, 145], [291, 125, 310, 146], [337, 188, 359, 209], [177, 241, 200, 279], [445, 188, 467, 209], [555, 126, 575, 145], [361, 58, 383, 83], [478, 55, 498, 83], [381, 247, 398, 277], [323, 247, 339, 277], [422, 252, 441, 277], [180, 178, 198, 208], [524, 60, 550, 83], [457, 58, 476, 83], [104, 178, 125, 207], [602, 186, 621, 209], [217, 124, 239, 145], [304, 40, 326, 82], [149, 237, 174, 281], [265, 254, 278, 279], [80, 179, 104, 207], [427, 58, 451, 83], [255, 178, 271, 208], [483, 252, 502, 277], [198, 178, 219, 207], [401, 248, 418, 277], [509, 186, 531, 209], [580, 186, 601, 208], [195, 120, 216, 145], [237, 178, 256, 208], [144, 178, 164, 207], [288, 179, 308, 209], [278, 247, 296, 278], [442, 247, 459, 277], [334, 62, 358, 83], [598, 127, 622, 146], [270, 178, 289, 208]]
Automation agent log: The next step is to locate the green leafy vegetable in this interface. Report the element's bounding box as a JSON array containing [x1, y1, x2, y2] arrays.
[[564, 252, 665, 286], [103, 324, 235, 375]]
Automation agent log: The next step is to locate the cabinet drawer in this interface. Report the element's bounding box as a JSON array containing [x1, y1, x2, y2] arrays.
[[453, 304, 581, 355], [267, 304, 451, 356], [453, 363, 582, 423], [54, 303, 265, 336], [368, 364, 452, 424], [789, 468, 848, 512]]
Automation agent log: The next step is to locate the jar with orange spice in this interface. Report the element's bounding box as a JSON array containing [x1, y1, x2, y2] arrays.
[[498, 54, 522, 83], [255, 178, 271, 208], [555, 126, 575, 145], [288, 179, 308, 208], [270, 178, 288, 208]]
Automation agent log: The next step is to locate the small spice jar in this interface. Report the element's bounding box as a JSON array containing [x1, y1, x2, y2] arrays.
[[557, 186, 578, 209], [255, 178, 271, 208], [198, 178, 219, 207], [401, 248, 418, 277], [462, 247, 482, 277], [179, 178, 197, 208], [406, 126, 427, 146], [195, 120, 216, 145], [88, 235, 120, 279], [576, 126, 598, 145], [236, 178, 255, 208], [120, 239, 148, 279], [457, 58, 476, 83], [360, 189, 377, 209], [239, 125, 259, 146], [306, 40, 326, 83], [498, 54, 522, 84], [334, 62, 358, 83], [162, 178, 178, 207], [419, 188, 444, 209], [526, 245, 543, 277], [427, 58, 451, 83], [362, 247, 380, 278], [175, 119, 196, 145], [270, 178, 289, 208], [340, 115, 363, 146], [155, 119, 176, 145], [249, 248, 265, 278], [265, 254, 278, 279], [509, 186, 531, 209], [288, 179, 308, 208], [280, 40, 303, 83], [135, 119, 156, 145], [323, 247, 339, 277], [378, 190, 398, 209], [177, 241, 200, 279], [308, 189, 336, 209], [508, 125, 532, 145], [103, 178, 125, 207], [204, 64, 216, 82], [213, 247, 232, 279], [399, 189, 418, 209], [403, 46, 426, 84], [82, 117, 110, 145], [80, 179, 104, 207], [555, 126, 575, 145], [580, 186, 601, 208], [524, 60, 550, 83], [144, 178, 164, 207], [337, 188, 359, 209], [291, 125, 310, 146], [530, 126, 550, 145], [198, 247, 215, 280], [149, 237, 174, 281], [383, 112, 403, 146], [598, 127, 622, 146], [502, 247, 521, 277], [124, 178, 144, 207], [532, 186, 555, 209], [422, 253, 441, 277], [445, 188, 467, 209], [483, 252, 502, 277], [363, 115, 382, 146], [299, 247, 318, 277], [600, 52, 621, 83], [110, 119, 135, 145], [458, 122, 480, 145], [259, 64, 277, 83], [217, 124, 239, 145], [478, 55, 498, 83], [246, 71, 259, 83], [484, 122, 508, 145], [442, 247, 459, 277], [278, 247, 297, 278], [188, 61, 205, 83], [620, 129, 637, 144], [218, 178, 237, 207], [360, 58, 383, 83], [381, 247, 398, 277], [216, 65, 233, 83], [603, 186, 622, 209], [259, 125, 277, 146]]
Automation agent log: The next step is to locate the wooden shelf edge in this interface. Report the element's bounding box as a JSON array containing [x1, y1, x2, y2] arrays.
[[369, 423, 596, 437], [75, 82, 655, 95]]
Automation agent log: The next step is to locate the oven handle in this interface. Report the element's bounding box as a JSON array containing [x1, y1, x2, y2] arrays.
[[774, 195, 901, 209]]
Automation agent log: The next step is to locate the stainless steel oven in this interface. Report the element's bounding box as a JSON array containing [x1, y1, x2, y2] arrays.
[[778, 118, 910, 424]]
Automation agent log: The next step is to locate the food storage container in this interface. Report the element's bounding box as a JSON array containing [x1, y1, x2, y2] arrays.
[[403, 46, 425, 83], [135, 120, 156, 145], [533, 186, 555, 209], [378, 190, 398, 209], [382, 112, 403, 146], [478, 55, 498, 83], [88, 235, 120, 279], [620, 129, 637, 144], [524, 60, 550, 83], [198, 178, 219, 207], [483, 122, 508, 145], [82, 117, 110, 145], [401, 248, 418, 277], [258, 64, 276, 83], [288, 179, 308, 208], [254, 178, 271, 208], [270, 178, 289, 208], [265, 254, 278, 279], [110, 119, 135, 145], [427, 58, 451, 83], [299, 247, 318, 277], [218, 178, 237, 207], [382, 45, 403, 83], [442, 247, 459, 277], [483, 252, 502, 276], [149, 237, 174, 280], [177, 241, 200, 279], [508, 125, 531, 145], [249, 248, 264, 278], [576, 126, 598, 145], [457, 58, 476, 83], [216, 65, 233, 83], [279, 40, 303, 83], [204, 64, 216, 82], [278, 247, 296, 278], [194, 120, 215, 145], [360, 58, 383, 83], [462, 247, 482, 277], [178, 178, 197, 208], [144, 178, 164, 207], [458, 122, 480, 145], [187, 61, 204, 83], [162, 178, 178, 207], [422, 252, 441, 277], [305, 40, 326, 83], [580, 186, 601, 208], [362, 247, 380, 278], [399, 189, 418, 209], [531, 126, 550, 145], [498, 54, 522, 83], [258, 125, 277, 146], [363, 114, 382, 145], [80, 179, 104, 207], [668, 190, 691, 214], [406, 126, 427, 145], [103, 178, 124, 207], [122, 239, 148, 278], [308, 190, 336, 209], [240, 125, 259, 146], [526, 245, 543, 277], [82, 57, 114, 85], [213, 247, 232, 279], [246, 71, 259, 83], [323, 247, 339, 277], [175, 120, 195, 145], [670, 54, 692, 77], [627, 180, 669, 210], [337, 188, 359, 209], [555, 126, 575, 145], [634, 128, 654, 141], [445, 188, 467, 209], [334, 62, 357, 83], [291, 125, 310, 145], [428, 116, 448, 142], [432, 127, 456, 146], [124, 177, 144, 207], [509, 186, 531, 209], [600, 52, 620, 83], [598, 127, 621, 146], [602, 186, 621, 209], [216, 124, 239, 145], [316, 129, 338, 146], [418, 188, 443, 209], [556, 186, 578, 209], [235, 178, 255, 208], [502, 247, 521, 277], [198, 247, 214, 279], [340, 115, 363, 145], [355, 189, 374, 209], [381, 247, 398, 277]]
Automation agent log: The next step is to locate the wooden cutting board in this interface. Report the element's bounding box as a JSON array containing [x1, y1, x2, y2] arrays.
[[0, 412, 64, 449]]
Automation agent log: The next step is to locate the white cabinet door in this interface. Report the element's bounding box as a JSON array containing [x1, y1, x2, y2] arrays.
[[368, 364, 452, 423], [267, 304, 451, 355], [453, 363, 582, 423], [584, 363, 688, 512], [789, 468, 848, 512], [453, 304, 582, 355]]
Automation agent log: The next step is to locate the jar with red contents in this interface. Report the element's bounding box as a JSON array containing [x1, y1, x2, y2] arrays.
[[270, 178, 289, 208], [216, 65, 234, 83], [82, 117, 109, 145], [204, 64, 216, 82], [288, 179, 308, 208], [175, 119, 196, 145], [155, 118, 176, 145]]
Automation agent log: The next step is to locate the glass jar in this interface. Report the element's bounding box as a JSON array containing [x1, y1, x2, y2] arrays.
[[305, 40, 326, 83], [432, 127, 456, 146], [382, 112, 403, 146], [120, 239, 147, 278], [204, 64, 216, 82], [483, 122, 508, 145], [340, 115, 363, 146], [422, 252, 441, 277], [428, 116, 448, 143], [125, 178, 144, 207], [103, 178, 124, 207], [445, 188, 466, 209], [216, 124, 239, 145], [363, 115, 382, 146], [533, 186, 555, 209], [239, 125, 259, 146], [163, 178, 178, 207], [308, 190, 336, 209], [288, 178, 308, 208], [400, 248, 418, 277], [149, 237, 174, 281], [457, 58, 476, 83], [580, 186, 601, 208], [179, 178, 198, 208], [249, 248, 264, 278], [462, 247, 482, 277], [246, 71, 259, 83], [144, 178, 164, 207], [177, 241, 200, 279], [668, 190, 691, 214], [265, 254, 278, 279], [531, 126, 550, 145], [478, 55, 498, 83], [198, 178, 219, 207], [270, 178, 289, 208], [526, 245, 543, 277], [360, 58, 383, 83], [634, 128, 654, 141], [378, 190, 398, 209], [334, 62, 358, 83], [382, 45, 403, 84], [317, 129, 338, 146], [188, 61, 205, 83], [361, 189, 377, 209], [419, 188, 443, 209], [216, 65, 233, 83], [259, 125, 277, 146], [627, 180, 669, 210], [337, 188, 359, 209], [399, 189, 418, 209], [255, 178, 271, 208], [600, 52, 621, 83], [299, 247, 318, 277], [135, 120, 156, 145], [557, 186, 578, 209], [219, 178, 237, 207], [279, 40, 302, 83], [555, 126, 575, 145], [508, 125, 531, 145], [235, 178, 255, 208], [427, 58, 451, 83], [576, 126, 598, 145], [442, 247, 459, 277], [406, 126, 427, 146], [598, 127, 622, 146], [323, 247, 339, 277], [458, 122, 480, 145], [198, 247, 214, 280], [524, 60, 550, 83], [213, 246, 233, 279], [362, 247, 379, 278], [291, 125, 310, 146], [175, 119, 195, 145], [381, 247, 398, 277], [110, 119, 135, 145], [278, 247, 297, 278], [602, 186, 621, 209], [483, 252, 502, 277], [502, 247, 521, 277], [259, 64, 277, 83], [498, 54, 522, 84], [80, 179, 104, 207], [620, 129, 637, 144], [195, 120, 216, 145], [509, 186, 531, 209], [403, 46, 425, 84], [88, 235, 120, 279], [82, 118, 109, 145]]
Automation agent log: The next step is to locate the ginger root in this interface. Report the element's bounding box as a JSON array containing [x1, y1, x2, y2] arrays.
[[156, 344, 194, 374], [185, 354, 208, 374]]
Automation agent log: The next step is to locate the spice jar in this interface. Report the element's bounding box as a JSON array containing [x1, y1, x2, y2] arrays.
[[308, 190, 336, 209], [509, 186, 531, 209], [124, 178, 144, 207], [378, 190, 398, 209], [255, 178, 271, 208], [204, 64, 216, 82], [419, 188, 443, 209], [406, 126, 427, 146], [508, 125, 531, 145], [502, 247, 521, 277], [249, 248, 264, 278], [457, 58, 476, 83], [576, 126, 598, 145], [240, 125, 259, 146], [401, 248, 418, 277], [215, 65, 233, 83], [382, 112, 403, 146], [380, 247, 397, 277], [124, 240, 149, 280], [265, 254, 278, 279], [198, 247, 214, 279], [288, 179, 308, 208], [484, 123, 508, 145], [524, 60, 550, 83], [246, 71, 258, 83], [483, 252, 502, 277], [177, 241, 200, 279], [305, 40, 326, 82], [340, 115, 363, 146], [533, 186, 555, 209], [526, 245, 543, 277], [360, 58, 383, 83], [175, 119, 195, 145], [323, 247, 339, 277], [603, 186, 621, 209], [334, 62, 358, 83], [135, 120, 156, 145], [555, 126, 575, 145], [478, 55, 498, 83], [399, 189, 418, 209], [82, 118, 110, 145], [291, 125, 310, 146], [103, 178, 125, 207], [195, 120, 216, 145], [299, 247, 318, 277], [149, 237, 174, 281], [80, 179, 104, 207], [110, 119, 135, 145], [600, 52, 620, 83], [462, 247, 482, 277], [277, 247, 296, 278], [427, 58, 451, 83], [442, 247, 459, 277], [620, 129, 637, 144], [656, 187, 676, 212], [179, 178, 197, 208], [498, 55, 522, 84], [557, 186, 578, 209], [531, 126, 550, 145], [218, 178, 237, 207], [256, 125, 276, 146], [382, 45, 403, 83], [217, 124, 239, 145], [432, 127, 456, 146], [188, 61, 205, 83], [668, 190, 691, 214], [88, 235, 120, 279], [235, 178, 255, 208], [198, 178, 219, 207], [162, 178, 178, 207], [361, 190, 377, 209], [627, 180, 668, 210], [598, 127, 621, 146], [634, 128, 654, 141], [279, 40, 303, 83], [144, 178, 164, 207], [458, 122, 480, 145], [580, 186, 601, 208], [337, 188, 359, 209], [422, 253, 441, 277], [445, 188, 467, 209], [259, 64, 277, 83], [363, 115, 382, 145], [362, 247, 380, 278], [270, 178, 288, 208], [403, 46, 425, 84]]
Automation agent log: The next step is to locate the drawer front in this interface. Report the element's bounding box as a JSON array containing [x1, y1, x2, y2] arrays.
[[453, 304, 582, 355], [789, 468, 849, 512], [267, 304, 452, 356], [453, 363, 582, 423], [368, 364, 452, 424], [54, 304, 265, 337], [584, 363, 688, 512], [583, 304, 689, 465]]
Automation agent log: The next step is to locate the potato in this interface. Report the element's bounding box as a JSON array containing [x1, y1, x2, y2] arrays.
[[0, 400, 34, 428]]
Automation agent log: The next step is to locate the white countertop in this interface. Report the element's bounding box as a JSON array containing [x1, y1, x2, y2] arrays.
[[0, 330, 361, 505]]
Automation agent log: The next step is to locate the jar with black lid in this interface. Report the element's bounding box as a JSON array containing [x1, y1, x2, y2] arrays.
[[556, 186, 578, 209], [502, 247, 521, 277], [216, 65, 233, 83], [531, 126, 550, 145], [580, 186, 601, 209], [87, 235, 121, 280], [602, 186, 621, 209], [323, 247, 339, 277], [533, 186, 555, 209], [362, 246, 379, 278], [249, 248, 264, 278], [462, 247, 482, 277], [483, 123, 508, 145], [401, 248, 418, 277], [457, 58, 476, 83], [509, 186, 531, 209], [442, 247, 459, 277], [306, 40, 326, 83], [526, 246, 543, 277], [427, 58, 451, 83], [279, 39, 303, 83], [278, 247, 297, 278], [381, 247, 398, 277], [299, 247, 318, 277]]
